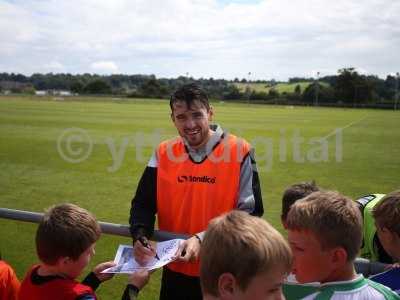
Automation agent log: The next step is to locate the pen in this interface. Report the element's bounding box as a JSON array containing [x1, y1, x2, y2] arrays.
[[138, 236, 160, 260]]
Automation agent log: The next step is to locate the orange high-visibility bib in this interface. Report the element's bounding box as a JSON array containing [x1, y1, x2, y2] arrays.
[[157, 134, 250, 276]]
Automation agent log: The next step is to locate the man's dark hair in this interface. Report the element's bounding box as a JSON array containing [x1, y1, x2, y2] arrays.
[[170, 83, 210, 111], [281, 181, 320, 221]]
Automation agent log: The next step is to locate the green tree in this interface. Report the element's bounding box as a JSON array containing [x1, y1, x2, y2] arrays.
[[303, 83, 335, 104], [70, 81, 84, 93], [23, 86, 36, 95], [268, 88, 279, 99], [294, 84, 301, 95], [84, 79, 111, 94], [223, 85, 242, 100], [138, 78, 168, 98], [334, 68, 359, 103], [334, 68, 378, 104]]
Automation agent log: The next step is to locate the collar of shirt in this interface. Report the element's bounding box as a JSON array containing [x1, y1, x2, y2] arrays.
[[183, 124, 224, 163]]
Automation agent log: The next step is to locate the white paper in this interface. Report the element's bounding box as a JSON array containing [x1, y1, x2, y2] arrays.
[[102, 238, 184, 274]]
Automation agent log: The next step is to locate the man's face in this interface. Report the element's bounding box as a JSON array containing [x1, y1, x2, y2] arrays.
[[228, 268, 287, 300], [171, 100, 213, 149], [287, 229, 332, 283]]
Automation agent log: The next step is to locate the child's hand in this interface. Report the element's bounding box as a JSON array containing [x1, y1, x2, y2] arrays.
[[93, 261, 116, 282], [128, 269, 151, 290], [390, 263, 400, 269], [384, 262, 400, 270]]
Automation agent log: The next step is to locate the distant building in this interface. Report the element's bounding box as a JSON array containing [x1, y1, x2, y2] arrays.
[[35, 91, 47, 96], [0, 81, 32, 91], [54, 90, 72, 96]]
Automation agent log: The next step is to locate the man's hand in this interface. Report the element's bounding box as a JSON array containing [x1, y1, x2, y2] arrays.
[[93, 261, 116, 282], [133, 237, 157, 266], [174, 235, 201, 262]]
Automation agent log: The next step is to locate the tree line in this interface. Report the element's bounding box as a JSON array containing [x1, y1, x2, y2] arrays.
[[0, 68, 398, 107]]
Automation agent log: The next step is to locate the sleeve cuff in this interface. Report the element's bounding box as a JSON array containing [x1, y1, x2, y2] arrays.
[[81, 272, 101, 291], [194, 231, 206, 243], [132, 227, 149, 244], [123, 284, 139, 300]]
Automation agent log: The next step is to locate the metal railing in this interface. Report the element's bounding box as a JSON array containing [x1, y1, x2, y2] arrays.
[[0, 207, 189, 241], [0, 208, 390, 276]]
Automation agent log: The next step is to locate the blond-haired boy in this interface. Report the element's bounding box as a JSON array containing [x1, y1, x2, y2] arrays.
[[285, 191, 400, 299], [200, 210, 292, 300], [373, 190, 400, 263], [19, 203, 149, 300]]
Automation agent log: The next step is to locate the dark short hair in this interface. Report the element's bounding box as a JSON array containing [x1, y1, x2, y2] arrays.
[[36, 203, 101, 264], [170, 83, 210, 111], [281, 181, 319, 221], [373, 190, 400, 236]]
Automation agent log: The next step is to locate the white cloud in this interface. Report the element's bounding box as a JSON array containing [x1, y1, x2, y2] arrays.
[[0, 0, 399, 80], [90, 61, 119, 74], [44, 61, 64, 71]]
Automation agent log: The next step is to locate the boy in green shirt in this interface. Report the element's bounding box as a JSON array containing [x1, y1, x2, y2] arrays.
[[284, 191, 399, 300]]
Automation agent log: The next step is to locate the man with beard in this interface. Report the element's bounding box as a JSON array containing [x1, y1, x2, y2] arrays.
[[129, 83, 263, 300]]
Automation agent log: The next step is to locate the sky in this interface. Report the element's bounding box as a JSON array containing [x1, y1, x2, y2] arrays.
[[0, 0, 399, 80]]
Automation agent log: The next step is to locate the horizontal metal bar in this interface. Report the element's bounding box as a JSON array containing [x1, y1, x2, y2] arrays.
[[0, 207, 189, 241], [354, 257, 388, 276], [2, 208, 392, 275]]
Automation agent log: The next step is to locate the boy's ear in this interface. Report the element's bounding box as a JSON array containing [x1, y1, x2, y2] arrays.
[[393, 230, 400, 242], [330, 247, 348, 267], [60, 256, 71, 264], [208, 106, 214, 121], [281, 216, 288, 230], [218, 272, 237, 298], [54, 256, 71, 269]]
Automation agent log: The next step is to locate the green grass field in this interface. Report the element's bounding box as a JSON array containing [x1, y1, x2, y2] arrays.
[[235, 81, 328, 93], [1, 95, 399, 299]]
